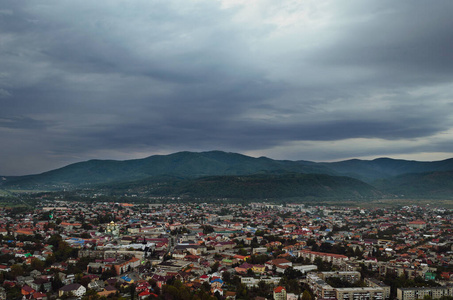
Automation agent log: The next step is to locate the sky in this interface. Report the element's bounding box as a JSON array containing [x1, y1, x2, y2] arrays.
[[1, 1, 453, 175]]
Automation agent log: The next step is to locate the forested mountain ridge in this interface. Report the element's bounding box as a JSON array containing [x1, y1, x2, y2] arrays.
[[2, 151, 453, 200]]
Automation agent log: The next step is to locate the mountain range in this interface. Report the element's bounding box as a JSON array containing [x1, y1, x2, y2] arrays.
[[2, 151, 453, 200]]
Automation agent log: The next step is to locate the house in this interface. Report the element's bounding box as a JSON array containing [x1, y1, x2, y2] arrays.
[[98, 285, 118, 298], [112, 257, 141, 275], [273, 286, 286, 300], [59, 283, 86, 298], [88, 279, 105, 291], [150, 274, 173, 288], [30, 278, 52, 292], [0, 265, 10, 272], [176, 270, 192, 282], [21, 285, 35, 297], [235, 262, 254, 274], [266, 258, 292, 267], [211, 278, 224, 296], [287, 293, 300, 300], [297, 249, 349, 265], [225, 291, 236, 299], [60, 222, 82, 230], [214, 241, 235, 252], [30, 269, 42, 278], [252, 264, 266, 274], [32, 292, 47, 300], [138, 290, 153, 299], [408, 221, 427, 229]]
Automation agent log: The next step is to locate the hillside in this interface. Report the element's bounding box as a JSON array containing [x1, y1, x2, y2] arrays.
[[172, 173, 381, 200], [0, 151, 335, 190], [93, 173, 382, 200], [374, 171, 453, 199], [1, 151, 453, 200], [320, 157, 453, 182]]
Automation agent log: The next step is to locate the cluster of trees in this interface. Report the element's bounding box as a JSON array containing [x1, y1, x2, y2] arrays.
[[246, 254, 269, 265], [202, 225, 215, 234], [171, 226, 191, 235], [310, 241, 363, 259], [313, 257, 333, 272], [160, 279, 216, 300], [46, 234, 78, 262]]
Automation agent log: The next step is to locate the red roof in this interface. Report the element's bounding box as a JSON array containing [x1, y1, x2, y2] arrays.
[[409, 220, 426, 224], [139, 290, 152, 296], [33, 292, 47, 299], [274, 286, 286, 293]]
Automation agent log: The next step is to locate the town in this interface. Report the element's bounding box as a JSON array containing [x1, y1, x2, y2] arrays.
[[0, 200, 452, 300]]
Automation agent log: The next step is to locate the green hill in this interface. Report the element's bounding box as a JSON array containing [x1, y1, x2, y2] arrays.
[[175, 173, 381, 200], [374, 171, 453, 198], [0, 151, 334, 190], [2, 151, 453, 200], [321, 157, 453, 182], [96, 173, 381, 200]]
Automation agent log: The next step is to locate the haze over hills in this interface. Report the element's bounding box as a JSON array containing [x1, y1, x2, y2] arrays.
[[1, 151, 453, 200]]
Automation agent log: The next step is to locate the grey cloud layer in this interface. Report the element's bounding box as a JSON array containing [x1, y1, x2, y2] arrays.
[[1, 0, 453, 175]]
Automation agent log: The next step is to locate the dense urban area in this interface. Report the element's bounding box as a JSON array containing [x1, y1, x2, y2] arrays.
[[0, 199, 452, 300]]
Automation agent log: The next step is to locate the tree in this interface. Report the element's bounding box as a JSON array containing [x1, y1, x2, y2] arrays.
[[354, 247, 363, 259], [129, 283, 136, 300], [30, 258, 45, 272], [45, 254, 56, 267], [51, 277, 64, 291], [10, 264, 24, 277], [284, 267, 303, 279], [222, 271, 231, 283], [201, 281, 211, 293], [82, 223, 93, 230], [238, 248, 248, 256], [211, 261, 220, 273], [48, 234, 63, 249], [302, 290, 312, 300], [5, 285, 21, 300], [100, 266, 117, 280], [78, 275, 91, 288], [80, 232, 91, 239], [251, 237, 259, 249], [82, 289, 100, 300], [311, 243, 319, 252], [202, 225, 214, 234]]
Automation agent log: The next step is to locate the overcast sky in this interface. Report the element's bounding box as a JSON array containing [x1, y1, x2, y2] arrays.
[[1, 0, 453, 175]]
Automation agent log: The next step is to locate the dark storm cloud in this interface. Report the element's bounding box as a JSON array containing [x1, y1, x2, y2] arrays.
[[1, 0, 453, 175], [0, 116, 51, 130], [308, 2, 453, 86]]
